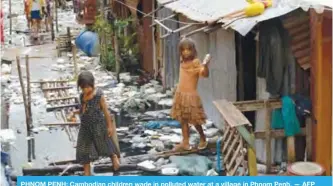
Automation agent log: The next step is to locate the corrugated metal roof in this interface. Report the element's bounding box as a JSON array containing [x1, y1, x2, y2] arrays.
[[157, 0, 248, 23], [158, 0, 331, 36], [219, 1, 298, 36], [298, 0, 332, 8]]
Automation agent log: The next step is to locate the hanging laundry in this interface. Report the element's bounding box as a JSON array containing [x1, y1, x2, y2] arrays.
[[258, 18, 295, 96], [271, 96, 301, 136]]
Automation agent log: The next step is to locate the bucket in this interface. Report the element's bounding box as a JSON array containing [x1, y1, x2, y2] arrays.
[[287, 162, 325, 176], [75, 30, 100, 57]]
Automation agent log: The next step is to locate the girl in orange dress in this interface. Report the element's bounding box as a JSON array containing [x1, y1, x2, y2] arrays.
[[170, 37, 212, 151]]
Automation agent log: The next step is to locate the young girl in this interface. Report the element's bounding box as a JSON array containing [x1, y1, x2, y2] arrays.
[[170, 37, 212, 151], [28, 0, 46, 37], [74, 71, 120, 175]]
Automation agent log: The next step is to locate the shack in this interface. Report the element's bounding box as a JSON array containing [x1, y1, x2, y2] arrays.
[[151, 0, 332, 175]]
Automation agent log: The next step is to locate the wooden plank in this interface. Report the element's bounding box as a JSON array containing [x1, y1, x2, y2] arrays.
[[305, 117, 312, 160], [232, 99, 281, 112], [287, 136, 296, 163], [236, 126, 255, 150], [222, 128, 235, 152], [288, 24, 310, 37], [247, 133, 258, 176], [46, 96, 78, 102], [226, 142, 242, 170], [46, 104, 79, 112], [292, 40, 309, 52], [41, 122, 80, 126], [33, 79, 70, 83], [42, 86, 73, 91], [154, 19, 173, 33], [172, 24, 195, 33], [283, 16, 309, 29], [224, 134, 239, 161], [230, 155, 244, 176], [213, 99, 251, 127], [254, 127, 307, 139], [292, 31, 310, 43], [180, 26, 208, 38], [150, 14, 177, 27], [294, 48, 311, 59]]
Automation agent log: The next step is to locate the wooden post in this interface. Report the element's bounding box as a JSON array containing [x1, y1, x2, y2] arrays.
[[111, 115, 120, 157], [236, 34, 244, 101], [16, 56, 32, 162], [25, 55, 36, 160], [287, 137, 296, 163], [114, 32, 121, 82], [55, 0, 59, 32], [25, 55, 32, 129], [51, 13, 55, 41], [9, 0, 12, 42], [72, 44, 78, 78], [67, 27, 71, 50], [310, 11, 332, 175], [264, 102, 272, 173]]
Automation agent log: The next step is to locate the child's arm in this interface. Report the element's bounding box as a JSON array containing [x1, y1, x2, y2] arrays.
[[100, 95, 114, 136], [200, 64, 209, 78], [194, 58, 210, 78]]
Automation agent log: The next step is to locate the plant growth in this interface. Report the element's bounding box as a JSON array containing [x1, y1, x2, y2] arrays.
[[92, 14, 139, 72]]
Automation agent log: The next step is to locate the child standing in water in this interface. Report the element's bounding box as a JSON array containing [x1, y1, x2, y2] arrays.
[[171, 37, 212, 151], [74, 71, 120, 175]]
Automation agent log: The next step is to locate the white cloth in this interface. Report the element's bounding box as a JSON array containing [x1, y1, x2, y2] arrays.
[[31, 1, 41, 11]]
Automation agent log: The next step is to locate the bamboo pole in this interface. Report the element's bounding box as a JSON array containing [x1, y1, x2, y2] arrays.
[[72, 43, 78, 78], [67, 27, 71, 50], [9, 0, 12, 36], [51, 8, 55, 41], [16, 56, 32, 162], [114, 33, 120, 82], [55, 0, 59, 32], [25, 55, 35, 160], [25, 55, 32, 128]]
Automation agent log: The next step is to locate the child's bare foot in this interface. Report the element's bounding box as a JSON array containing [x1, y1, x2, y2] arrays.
[[173, 143, 192, 152], [198, 140, 208, 150], [111, 154, 120, 171]]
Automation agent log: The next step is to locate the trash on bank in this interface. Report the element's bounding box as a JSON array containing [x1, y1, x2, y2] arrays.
[[0, 129, 16, 144], [170, 155, 213, 176]]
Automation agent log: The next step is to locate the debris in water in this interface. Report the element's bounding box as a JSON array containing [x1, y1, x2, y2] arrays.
[[0, 129, 16, 144]]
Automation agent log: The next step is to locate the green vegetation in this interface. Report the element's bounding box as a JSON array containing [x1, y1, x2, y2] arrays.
[[92, 14, 139, 72]]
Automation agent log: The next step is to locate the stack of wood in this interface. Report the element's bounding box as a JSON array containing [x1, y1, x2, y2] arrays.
[[213, 99, 257, 176]]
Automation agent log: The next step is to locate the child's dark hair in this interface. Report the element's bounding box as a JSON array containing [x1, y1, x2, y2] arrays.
[[179, 37, 197, 62], [77, 71, 95, 89]]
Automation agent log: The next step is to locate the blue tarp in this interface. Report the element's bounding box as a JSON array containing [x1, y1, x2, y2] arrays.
[[144, 120, 181, 129]]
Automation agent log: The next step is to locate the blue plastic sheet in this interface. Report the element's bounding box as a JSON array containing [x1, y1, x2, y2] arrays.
[[144, 120, 181, 129]]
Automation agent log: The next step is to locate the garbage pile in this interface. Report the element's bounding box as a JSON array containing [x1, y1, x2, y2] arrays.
[[49, 51, 174, 117]]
